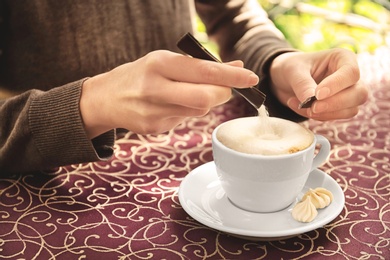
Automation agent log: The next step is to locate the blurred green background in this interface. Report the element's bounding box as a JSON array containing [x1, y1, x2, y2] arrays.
[[196, 0, 390, 53]]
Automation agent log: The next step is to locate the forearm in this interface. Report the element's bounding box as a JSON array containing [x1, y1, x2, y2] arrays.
[[195, 0, 290, 66], [0, 80, 115, 174]]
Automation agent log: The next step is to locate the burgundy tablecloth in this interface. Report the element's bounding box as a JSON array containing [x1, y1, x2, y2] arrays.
[[1, 48, 389, 259]]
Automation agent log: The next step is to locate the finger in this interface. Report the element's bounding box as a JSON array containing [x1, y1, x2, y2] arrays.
[[272, 72, 317, 107], [288, 69, 317, 103], [189, 59, 259, 87], [155, 105, 210, 119], [124, 105, 211, 135], [133, 116, 187, 135], [150, 79, 233, 109], [315, 51, 360, 100], [153, 52, 259, 88], [286, 97, 311, 117], [308, 106, 360, 121], [154, 114, 212, 135], [159, 104, 210, 117], [311, 82, 368, 114]]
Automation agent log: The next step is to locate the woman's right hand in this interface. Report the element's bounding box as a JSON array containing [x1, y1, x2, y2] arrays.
[[80, 50, 259, 138]]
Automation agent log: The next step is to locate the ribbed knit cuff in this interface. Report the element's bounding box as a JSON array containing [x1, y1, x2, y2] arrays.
[[29, 79, 115, 168]]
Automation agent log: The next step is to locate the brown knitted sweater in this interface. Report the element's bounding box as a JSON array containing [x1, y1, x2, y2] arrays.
[[0, 0, 300, 174]]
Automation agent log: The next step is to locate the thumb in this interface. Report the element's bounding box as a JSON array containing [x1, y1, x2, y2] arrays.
[[290, 70, 317, 102]]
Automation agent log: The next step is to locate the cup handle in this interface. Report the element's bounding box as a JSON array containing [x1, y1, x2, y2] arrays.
[[311, 135, 331, 171]]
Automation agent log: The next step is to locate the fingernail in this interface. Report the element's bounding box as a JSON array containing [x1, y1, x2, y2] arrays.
[[248, 74, 259, 86], [227, 60, 244, 67], [235, 60, 244, 67], [313, 102, 329, 113], [316, 87, 330, 100], [287, 98, 294, 108], [308, 109, 321, 118]]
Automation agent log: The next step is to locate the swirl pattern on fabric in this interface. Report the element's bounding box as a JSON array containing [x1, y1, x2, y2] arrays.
[[1, 48, 389, 259]]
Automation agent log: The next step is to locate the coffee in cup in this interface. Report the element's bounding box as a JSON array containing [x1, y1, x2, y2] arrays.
[[212, 107, 330, 213], [216, 113, 314, 156]]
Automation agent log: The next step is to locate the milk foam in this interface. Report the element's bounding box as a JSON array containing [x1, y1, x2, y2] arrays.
[[216, 106, 314, 155]]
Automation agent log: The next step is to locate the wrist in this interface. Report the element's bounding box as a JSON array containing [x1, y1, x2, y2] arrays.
[[80, 75, 113, 139]]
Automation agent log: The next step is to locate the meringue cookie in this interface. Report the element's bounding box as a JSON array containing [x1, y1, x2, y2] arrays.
[[291, 196, 318, 223], [303, 187, 334, 209]]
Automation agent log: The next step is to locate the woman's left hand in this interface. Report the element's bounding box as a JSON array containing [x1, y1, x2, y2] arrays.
[[269, 48, 369, 121]]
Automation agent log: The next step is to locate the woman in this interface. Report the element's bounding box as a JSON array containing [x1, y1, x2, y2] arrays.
[[0, 0, 367, 173]]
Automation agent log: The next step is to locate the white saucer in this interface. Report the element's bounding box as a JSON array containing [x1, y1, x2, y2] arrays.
[[179, 161, 345, 241]]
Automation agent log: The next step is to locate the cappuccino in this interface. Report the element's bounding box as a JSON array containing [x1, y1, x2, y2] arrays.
[[216, 107, 314, 155], [212, 109, 330, 212]]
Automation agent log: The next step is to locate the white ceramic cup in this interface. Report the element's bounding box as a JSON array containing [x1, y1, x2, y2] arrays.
[[212, 117, 330, 213]]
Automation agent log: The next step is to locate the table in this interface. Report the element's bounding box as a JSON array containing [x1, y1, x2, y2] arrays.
[[1, 48, 389, 259]]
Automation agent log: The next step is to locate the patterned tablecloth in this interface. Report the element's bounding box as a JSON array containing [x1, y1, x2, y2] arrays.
[[1, 48, 389, 259]]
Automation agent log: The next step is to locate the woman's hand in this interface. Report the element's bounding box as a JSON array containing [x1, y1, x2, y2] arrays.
[[80, 50, 259, 138], [269, 48, 368, 121]]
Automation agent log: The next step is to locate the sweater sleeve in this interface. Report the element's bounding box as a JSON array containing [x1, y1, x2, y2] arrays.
[[195, 0, 306, 121], [0, 79, 115, 174]]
